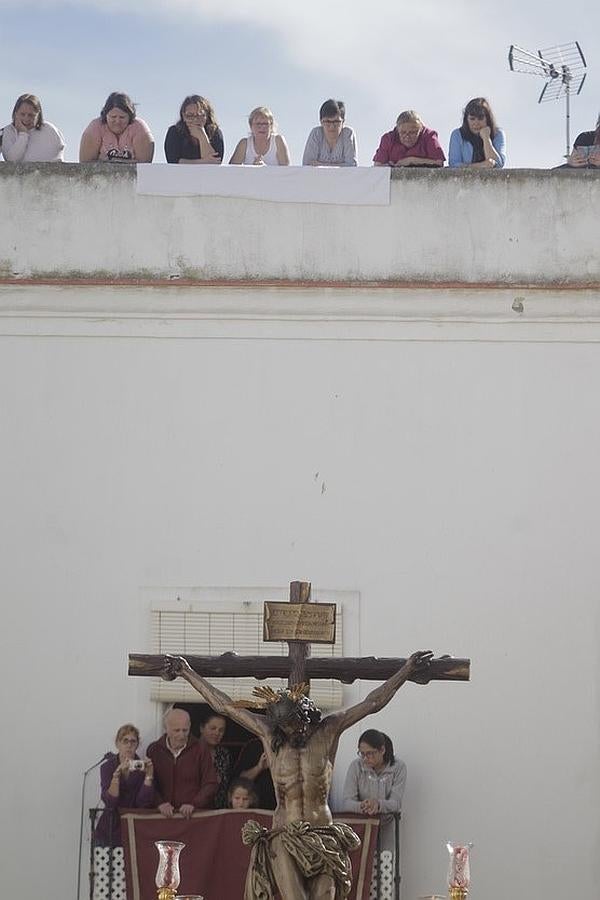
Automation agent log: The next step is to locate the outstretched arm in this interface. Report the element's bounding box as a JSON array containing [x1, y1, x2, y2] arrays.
[[327, 650, 434, 735], [162, 655, 269, 739]]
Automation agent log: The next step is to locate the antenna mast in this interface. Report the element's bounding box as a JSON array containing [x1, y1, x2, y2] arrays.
[[508, 41, 587, 158]]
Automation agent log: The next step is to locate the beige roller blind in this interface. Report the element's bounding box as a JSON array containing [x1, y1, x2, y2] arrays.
[[150, 603, 343, 710]]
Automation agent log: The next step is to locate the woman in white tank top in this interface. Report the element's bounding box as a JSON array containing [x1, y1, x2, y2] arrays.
[[229, 106, 290, 166]]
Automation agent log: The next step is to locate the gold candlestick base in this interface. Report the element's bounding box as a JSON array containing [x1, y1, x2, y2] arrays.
[[157, 888, 177, 900], [449, 889, 468, 900]]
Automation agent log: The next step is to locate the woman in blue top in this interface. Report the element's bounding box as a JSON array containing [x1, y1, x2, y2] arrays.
[[448, 97, 506, 169]]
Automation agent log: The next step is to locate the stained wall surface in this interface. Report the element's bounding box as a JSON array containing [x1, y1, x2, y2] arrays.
[[1, 162, 599, 284]]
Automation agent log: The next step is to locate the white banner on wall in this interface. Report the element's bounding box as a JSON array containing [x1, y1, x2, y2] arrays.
[[136, 163, 391, 206]]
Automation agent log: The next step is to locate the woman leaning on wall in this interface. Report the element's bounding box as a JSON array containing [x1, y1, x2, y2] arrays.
[[164, 95, 224, 164], [302, 98, 357, 167], [79, 92, 154, 163], [1, 94, 64, 162], [229, 106, 289, 166], [448, 97, 506, 169], [373, 110, 445, 167]]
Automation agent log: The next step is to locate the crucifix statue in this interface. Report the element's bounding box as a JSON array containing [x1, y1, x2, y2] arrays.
[[129, 581, 470, 900]]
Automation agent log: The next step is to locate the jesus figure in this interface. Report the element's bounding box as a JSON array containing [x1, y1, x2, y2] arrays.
[[162, 650, 432, 900]]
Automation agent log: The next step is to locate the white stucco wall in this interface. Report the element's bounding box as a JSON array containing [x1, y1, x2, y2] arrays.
[[1, 281, 599, 900], [0, 163, 599, 284]]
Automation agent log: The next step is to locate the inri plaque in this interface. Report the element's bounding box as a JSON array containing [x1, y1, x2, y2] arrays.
[[263, 601, 337, 644]]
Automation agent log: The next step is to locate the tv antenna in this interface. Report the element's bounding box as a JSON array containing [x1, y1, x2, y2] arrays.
[[508, 42, 587, 157]]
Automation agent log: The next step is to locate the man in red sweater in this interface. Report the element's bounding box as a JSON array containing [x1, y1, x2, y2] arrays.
[[147, 708, 218, 818]]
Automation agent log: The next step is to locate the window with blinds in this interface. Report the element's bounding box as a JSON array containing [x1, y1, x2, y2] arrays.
[[150, 602, 344, 710]]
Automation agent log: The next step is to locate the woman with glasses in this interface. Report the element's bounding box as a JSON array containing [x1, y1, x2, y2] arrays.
[[373, 110, 445, 168], [448, 97, 506, 168], [164, 95, 224, 164], [93, 724, 155, 899], [229, 106, 290, 166], [341, 728, 406, 853], [302, 98, 357, 167], [95, 724, 155, 848]]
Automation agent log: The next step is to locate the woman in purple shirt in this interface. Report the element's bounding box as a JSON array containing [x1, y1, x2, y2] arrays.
[[373, 110, 445, 168], [95, 723, 155, 847]]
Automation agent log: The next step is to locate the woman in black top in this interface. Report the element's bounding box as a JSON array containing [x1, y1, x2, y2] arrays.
[[198, 712, 232, 808], [164, 94, 224, 164]]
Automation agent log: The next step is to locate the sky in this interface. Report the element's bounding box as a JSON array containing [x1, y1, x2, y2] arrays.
[[0, 1, 599, 168]]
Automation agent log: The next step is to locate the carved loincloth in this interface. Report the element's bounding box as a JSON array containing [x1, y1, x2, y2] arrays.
[[241, 819, 361, 900]]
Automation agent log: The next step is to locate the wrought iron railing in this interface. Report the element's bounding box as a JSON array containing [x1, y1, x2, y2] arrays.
[[370, 810, 402, 900]]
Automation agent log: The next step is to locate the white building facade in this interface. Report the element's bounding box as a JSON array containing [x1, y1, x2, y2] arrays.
[[1, 163, 599, 900]]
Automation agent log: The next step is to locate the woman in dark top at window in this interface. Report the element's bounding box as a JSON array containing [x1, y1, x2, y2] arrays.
[[164, 95, 224, 164], [198, 712, 232, 808]]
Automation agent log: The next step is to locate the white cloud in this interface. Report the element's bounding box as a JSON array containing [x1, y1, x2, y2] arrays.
[[0, 1, 484, 94], [2, 0, 599, 165], [0, 0, 501, 135]]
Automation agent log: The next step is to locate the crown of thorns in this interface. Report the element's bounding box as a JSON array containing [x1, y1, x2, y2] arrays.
[[232, 683, 321, 730]]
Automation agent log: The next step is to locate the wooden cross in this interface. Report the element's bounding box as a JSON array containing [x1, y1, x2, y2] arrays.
[[263, 580, 335, 686], [129, 581, 470, 689]]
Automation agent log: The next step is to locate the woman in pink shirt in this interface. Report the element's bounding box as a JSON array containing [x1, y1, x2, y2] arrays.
[[373, 110, 445, 168], [79, 91, 154, 163]]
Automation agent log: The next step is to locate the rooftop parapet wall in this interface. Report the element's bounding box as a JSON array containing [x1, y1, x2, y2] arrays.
[[1, 162, 598, 286]]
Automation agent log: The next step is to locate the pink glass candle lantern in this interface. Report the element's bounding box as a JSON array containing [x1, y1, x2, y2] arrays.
[[155, 841, 185, 900], [446, 842, 473, 900]]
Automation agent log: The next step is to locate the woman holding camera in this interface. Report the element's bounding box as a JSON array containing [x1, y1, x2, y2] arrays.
[[95, 723, 155, 848]]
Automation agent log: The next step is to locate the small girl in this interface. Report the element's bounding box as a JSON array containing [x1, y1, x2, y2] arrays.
[[227, 777, 258, 810]]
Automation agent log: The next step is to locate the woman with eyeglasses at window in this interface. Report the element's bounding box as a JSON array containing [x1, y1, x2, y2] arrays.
[[302, 98, 357, 167], [448, 97, 506, 169], [95, 724, 155, 849], [373, 110, 445, 168], [164, 95, 224, 164], [341, 728, 406, 852]]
